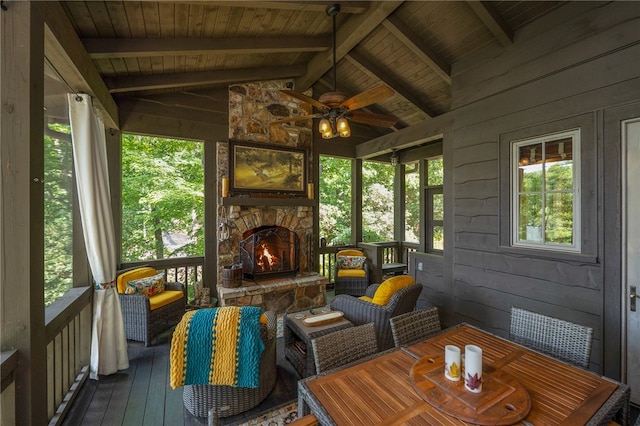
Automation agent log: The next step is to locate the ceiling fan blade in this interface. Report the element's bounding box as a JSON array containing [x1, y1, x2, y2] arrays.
[[340, 85, 395, 111], [280, 89, 329, 110], [349, 110, 399, 128], [271, 114, 320, 124]]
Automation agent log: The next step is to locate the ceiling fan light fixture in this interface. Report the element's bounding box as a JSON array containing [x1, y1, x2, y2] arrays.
[[319, 118, 333, 139], [337, 117, 350, 137]]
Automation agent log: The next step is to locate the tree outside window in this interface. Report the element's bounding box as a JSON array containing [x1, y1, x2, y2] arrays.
[[319, 156, 352, 246], [512, 130, 580, 252], [404, 162, 420, 243], [426, 157, 444, 252], [44, 123, 74, 307], [362, 161, 395, 242], [121, 134, 204, 262]]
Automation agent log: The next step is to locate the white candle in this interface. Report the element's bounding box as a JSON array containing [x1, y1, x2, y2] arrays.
[[464, 344, 483, 393], [444, 345, 461, 381]]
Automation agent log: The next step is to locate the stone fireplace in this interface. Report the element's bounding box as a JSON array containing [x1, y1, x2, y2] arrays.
[[215, 79, 327, 314]]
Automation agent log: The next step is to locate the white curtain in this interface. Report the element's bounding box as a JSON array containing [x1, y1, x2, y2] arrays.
[[68, 94, 129, 379]]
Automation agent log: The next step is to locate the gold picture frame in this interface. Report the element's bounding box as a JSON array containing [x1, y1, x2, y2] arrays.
[[229, 140, 307, 195]]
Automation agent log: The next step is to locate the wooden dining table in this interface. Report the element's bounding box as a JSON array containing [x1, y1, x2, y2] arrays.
[[297, 323, 629, 425]]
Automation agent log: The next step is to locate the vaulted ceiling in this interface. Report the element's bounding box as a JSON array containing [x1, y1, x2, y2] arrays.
[[46, 1, 565, 142]]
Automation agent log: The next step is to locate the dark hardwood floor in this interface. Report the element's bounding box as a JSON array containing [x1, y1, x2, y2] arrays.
[[62, 332, 300, 426]]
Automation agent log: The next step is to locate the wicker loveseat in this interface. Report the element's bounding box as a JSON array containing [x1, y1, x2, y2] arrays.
[[330, 276, 423, 350], [116, 267, 186, 346], [182, 310, 277, 418]]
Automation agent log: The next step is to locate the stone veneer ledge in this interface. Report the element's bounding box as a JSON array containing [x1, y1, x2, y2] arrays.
[[217, 273, 328, 314]]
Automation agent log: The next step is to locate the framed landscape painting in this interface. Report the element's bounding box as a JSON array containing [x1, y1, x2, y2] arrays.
[[229, 140, 307, 194]]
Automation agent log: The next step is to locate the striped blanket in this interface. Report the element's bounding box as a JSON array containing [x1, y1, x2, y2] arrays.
[[169, 306, 265, 389]]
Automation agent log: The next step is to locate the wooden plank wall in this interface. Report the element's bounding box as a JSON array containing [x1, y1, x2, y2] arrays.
[[430, 1, 640, 374]]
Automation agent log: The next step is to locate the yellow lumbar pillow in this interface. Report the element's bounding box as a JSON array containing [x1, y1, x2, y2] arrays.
[[337, 249, 364, 257], [370, 275, 415, 306]]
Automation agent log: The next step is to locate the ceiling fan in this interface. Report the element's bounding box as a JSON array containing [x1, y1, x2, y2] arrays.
[[272, 4, 398, 139]]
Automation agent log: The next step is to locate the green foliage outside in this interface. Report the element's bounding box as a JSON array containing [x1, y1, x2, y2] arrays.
[[518, 159, 574, 245], [121, 134, 204, 261], [404, 163, 420, 242], [362, 161, 395, 242], [319, 156, 352, 245], [44, 124, 74, 307]]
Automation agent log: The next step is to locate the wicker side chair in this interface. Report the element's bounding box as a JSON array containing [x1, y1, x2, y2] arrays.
[[390, 307, 441, 348], [509, 306, 594, 369], [334, 249, 370, 296], [330, 282, 423, 350], [117, 267, 186, 347], [182, 310, 277, 419], [310, 322, 378, 374]]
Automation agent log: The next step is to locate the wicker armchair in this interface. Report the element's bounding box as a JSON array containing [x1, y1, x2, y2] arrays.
[[509, 307, 593, 369], [330, 281, 423, 350], [334, 249, 370, 296], [116, 267, 186, 347], [183, 310, 277, 419], [310, 322, 378, 374], [390, 307, 441, 347]]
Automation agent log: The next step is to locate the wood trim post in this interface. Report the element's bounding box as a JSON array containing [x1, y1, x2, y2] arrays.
[[0, 2, 48, 423], [352, 159, 363, 245], [204, 140, 218, 298]]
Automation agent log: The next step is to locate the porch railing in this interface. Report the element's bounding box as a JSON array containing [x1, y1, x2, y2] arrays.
[[1, 349, 19, 425], [120, 256, 204, 303], [45, 286, 93, 425]]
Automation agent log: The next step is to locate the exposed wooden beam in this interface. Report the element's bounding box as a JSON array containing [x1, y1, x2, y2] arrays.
[[137, 1, 369, 14], [105, 64, 306, 93], [466, 1, 513, 47], [40, 2, 119, 129], [346, 50, 437, 118], [382, 14, 452, 85], [118, 98, 228, 128], [117, 88, 229, 113], [355, 112, 453, 159], [83, 37, 330, 59], [294, 1, 403, 91]]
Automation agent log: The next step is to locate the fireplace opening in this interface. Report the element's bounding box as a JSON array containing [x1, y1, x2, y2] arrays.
[[240, 225, 300, 281]]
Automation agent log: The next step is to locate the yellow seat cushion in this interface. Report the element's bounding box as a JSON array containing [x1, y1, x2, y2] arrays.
[[117, 267, 157, 294], [149, 290, 183, 310], [337, 269, 367, 278], [370, 275, 415, 306]]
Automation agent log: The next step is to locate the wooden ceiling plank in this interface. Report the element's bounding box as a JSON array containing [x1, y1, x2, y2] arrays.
[[105, 64, 306, 93], [84, 37, 330, 59], [41, 2, 119, 129], [382, 15, 452, 85], [345, 51, 436, 118], [466, 1, 514, 47], [294, 1, 404, 91]]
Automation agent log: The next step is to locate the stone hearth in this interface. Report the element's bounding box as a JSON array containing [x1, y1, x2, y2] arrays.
[[217, 273, 328, 314]]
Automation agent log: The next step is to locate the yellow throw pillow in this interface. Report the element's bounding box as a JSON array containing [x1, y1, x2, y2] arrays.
[[371, 275, 415, 306]]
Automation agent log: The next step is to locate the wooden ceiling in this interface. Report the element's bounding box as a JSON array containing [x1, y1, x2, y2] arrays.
[[52, 1, 564, 139]]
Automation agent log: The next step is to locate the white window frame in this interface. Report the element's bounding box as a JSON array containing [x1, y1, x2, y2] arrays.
[[510, 129, 581, 253]]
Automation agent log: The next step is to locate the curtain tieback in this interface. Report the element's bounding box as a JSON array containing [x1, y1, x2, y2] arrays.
[[96, 280, 116, 290]]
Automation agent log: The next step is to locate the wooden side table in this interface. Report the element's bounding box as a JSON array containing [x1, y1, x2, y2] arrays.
[[283, 309, 353, 378]]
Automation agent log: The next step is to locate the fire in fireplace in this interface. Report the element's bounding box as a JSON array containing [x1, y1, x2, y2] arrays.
[[240, 225, 300, 281]]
